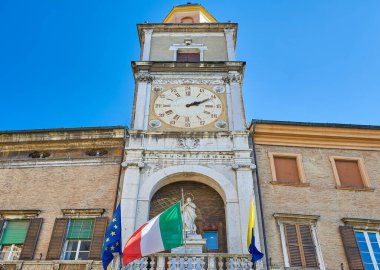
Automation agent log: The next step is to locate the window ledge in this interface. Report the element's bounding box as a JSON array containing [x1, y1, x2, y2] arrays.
[[335, 186, 374, 192], [270, 181, 310, 187], [342, 217, 380, 230], [61, 209, 105, 218], [0, 210, 41, 219], [273, 213, 320, 223]]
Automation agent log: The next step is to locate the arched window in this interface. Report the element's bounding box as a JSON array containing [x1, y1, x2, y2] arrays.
[[180, 16, 194, 23]]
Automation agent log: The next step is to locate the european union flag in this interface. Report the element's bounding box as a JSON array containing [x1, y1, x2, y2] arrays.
[[102, 204, 122, 270]]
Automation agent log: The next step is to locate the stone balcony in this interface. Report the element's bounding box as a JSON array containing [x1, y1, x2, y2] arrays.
[[0, 254, 254, 270]]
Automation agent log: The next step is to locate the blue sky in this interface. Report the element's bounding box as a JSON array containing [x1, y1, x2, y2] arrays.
[[0, 0, 379, 130]]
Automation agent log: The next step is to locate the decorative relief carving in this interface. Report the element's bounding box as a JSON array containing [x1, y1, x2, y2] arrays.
[[232, 162, 256, 170], [177, 138, 200, 149], [136, 73, 154, 82], [121, 158, 145, 168], [152, 79, 224, 85], [222, 74, 241, 84], [215, 120, 227, 129]]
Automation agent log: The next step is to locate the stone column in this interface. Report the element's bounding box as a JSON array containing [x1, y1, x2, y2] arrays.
[[225, 201, 243, 253], [224, 28, 236, 61], [120, 148, 144, 248], [134, 199, 150, 229], [232, 153, 257, 253], [133, 72, 153, 130], [142, 29, 153, 61]]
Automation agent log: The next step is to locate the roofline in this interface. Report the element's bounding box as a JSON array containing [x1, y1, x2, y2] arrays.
[[136, 23, 238, 49], [250, 119, 380, 131], [0, 125, 128, 135], [163, 4, 217, 23]]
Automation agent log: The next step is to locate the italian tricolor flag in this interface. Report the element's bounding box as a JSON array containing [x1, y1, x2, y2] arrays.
[[122, 202, 183, 265]]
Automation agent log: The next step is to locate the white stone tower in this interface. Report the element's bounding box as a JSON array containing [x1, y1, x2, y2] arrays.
[[120, 3, 261, 257]]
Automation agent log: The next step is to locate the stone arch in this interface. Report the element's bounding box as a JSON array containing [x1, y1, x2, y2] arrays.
[[149, 181, 228, 252], [138, 165, 238, 204]]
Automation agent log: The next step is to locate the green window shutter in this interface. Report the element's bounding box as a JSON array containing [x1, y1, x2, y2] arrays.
[[0, 220, 30, 245], [66, 219, 94, 240]]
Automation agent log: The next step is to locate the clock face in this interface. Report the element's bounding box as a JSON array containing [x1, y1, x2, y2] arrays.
[[153, 86, 223, 128]]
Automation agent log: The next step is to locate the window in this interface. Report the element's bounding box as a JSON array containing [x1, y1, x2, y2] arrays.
[[180, 16, 194, 23], [0, 220, 29, 261], [330, 156, 371, 189], [63, 219, 94, 260], [269, 153, 306, 185], [275, 214, 324, 269], [204, 231, 218, 251], [355, 231, 380, 270], [283, 223, 318, 267], [177, 51, 200, 62]]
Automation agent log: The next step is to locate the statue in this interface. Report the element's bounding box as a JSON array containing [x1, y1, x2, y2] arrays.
[[182, 197, 197, 236]]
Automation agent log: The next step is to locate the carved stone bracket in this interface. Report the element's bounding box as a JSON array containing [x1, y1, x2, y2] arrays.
[[122, 159, 145, 168], [232, 162, 256, 171], [136, 73, 154, 82], [223, 73, 241, 84], [177, 138, 200, 149]]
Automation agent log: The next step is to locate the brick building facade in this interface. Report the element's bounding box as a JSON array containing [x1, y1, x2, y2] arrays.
[[250, 120, 380, 270], [0, 127, 126, 270]]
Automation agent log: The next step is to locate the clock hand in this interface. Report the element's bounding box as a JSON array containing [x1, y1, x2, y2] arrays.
[[185, 98, 210, 107]]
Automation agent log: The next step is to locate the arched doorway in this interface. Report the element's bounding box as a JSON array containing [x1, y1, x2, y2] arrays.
[[149, 181, 227, 253]]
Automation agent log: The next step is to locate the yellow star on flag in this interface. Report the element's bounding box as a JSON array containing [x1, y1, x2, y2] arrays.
[[116, 241, 119, 246], [114, 225, 118, 229], [104, 247, 108, 251], [111, 231, 116, 236], [106, 237, 110, 242], [110, 246, 115, 251], [112, 218, 116, 222]]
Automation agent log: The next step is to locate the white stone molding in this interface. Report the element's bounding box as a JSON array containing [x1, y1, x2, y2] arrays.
[[0, 158, 121, 168], [224, 28, 236, 61], [153, 78, 224, 85], [142, 29, 153, 61]]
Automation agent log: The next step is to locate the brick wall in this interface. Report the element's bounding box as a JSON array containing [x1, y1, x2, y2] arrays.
[[255, 144, 380, 269], [0, 164, 120, 259]]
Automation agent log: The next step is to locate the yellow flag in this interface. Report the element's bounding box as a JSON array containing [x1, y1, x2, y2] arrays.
[[247, 199, 255, 248]]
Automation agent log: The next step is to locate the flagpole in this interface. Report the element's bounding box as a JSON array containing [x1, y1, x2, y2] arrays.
[[181, 188, 187, 254]]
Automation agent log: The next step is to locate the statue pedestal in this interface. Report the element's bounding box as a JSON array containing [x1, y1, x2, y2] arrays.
[[171, 234, 206, 254]]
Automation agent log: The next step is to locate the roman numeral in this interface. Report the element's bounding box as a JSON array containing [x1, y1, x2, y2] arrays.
[[165, 110, 173, 115]]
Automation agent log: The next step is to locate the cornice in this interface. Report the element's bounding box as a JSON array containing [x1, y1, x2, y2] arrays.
[[131, 61, 245, 75], [253, 123, 380, 151]]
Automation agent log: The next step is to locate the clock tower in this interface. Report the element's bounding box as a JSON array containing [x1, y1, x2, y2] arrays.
[[121, 3, 261, 258]]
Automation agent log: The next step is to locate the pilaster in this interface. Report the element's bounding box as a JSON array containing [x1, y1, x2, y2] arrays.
[[224, 28, 236, 61], [142, 29, 153, 61], [133, 72, 153, 130]]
